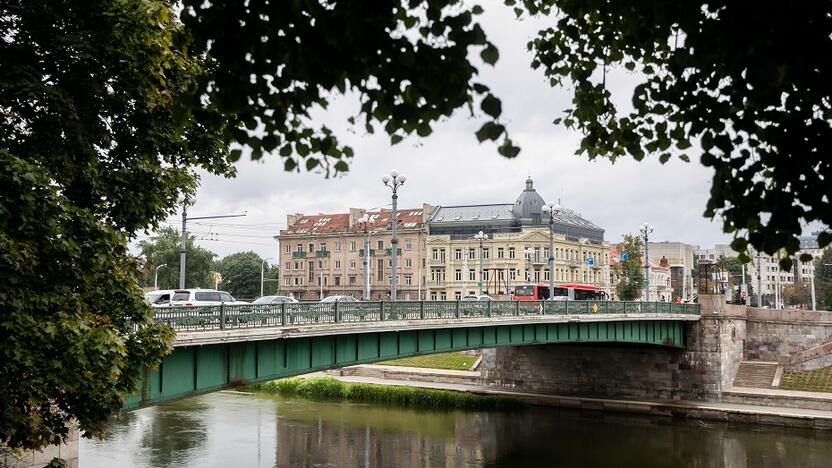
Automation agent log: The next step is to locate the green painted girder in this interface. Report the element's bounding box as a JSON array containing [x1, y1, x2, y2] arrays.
[[125, 319, 688, 410]]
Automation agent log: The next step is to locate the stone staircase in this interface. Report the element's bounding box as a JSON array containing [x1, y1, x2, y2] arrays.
[[732, 361, 780, 388]]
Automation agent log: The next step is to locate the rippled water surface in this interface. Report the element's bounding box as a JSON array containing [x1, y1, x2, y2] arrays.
[[80, 391, 832, 467]]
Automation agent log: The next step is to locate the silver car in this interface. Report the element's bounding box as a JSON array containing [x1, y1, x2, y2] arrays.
[[252, 295, 299, 305]]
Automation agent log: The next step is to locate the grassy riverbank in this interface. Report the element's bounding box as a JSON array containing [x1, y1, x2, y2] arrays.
[[780, 366, 832, 393], [379, 352, 479, 370], [254, 376, 523, 410]]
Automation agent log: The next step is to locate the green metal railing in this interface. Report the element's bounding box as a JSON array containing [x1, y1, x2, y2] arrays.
[[151, 301, 699, 332]]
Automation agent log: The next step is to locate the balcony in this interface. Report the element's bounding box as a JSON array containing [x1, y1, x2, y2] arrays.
[[315, 250, 330, 258], [292, 251, 306, 259], [428, 258, 447, 266], [384, 248, 402, 256], [359, 249, 376, 257]]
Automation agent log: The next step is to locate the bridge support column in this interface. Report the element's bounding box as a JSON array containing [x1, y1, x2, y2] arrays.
[[481, 296, 745, 401]]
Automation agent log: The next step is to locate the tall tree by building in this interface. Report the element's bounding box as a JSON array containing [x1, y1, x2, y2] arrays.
[[214, 251, 268, 299], [614, 235, 644, 301], [815, 249, 832, 310]]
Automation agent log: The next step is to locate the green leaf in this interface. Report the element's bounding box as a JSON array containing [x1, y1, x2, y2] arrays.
[[480, 94, 502, 118], [475, 122, 504, 142], [306, 158, 319, 170], [334, 160, 349, 172], [480, 44, 499, 65]]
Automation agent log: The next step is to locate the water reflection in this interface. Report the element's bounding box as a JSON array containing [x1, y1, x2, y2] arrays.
[[81, 392, 832, 468]]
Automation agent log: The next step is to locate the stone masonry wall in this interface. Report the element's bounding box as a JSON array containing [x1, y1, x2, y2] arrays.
[[744, 308, 832, 363], [2, 425, 78, 468], [480, 300, 747, 401]]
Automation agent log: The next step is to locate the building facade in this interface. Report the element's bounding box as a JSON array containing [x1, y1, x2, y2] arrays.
[[697, 235, 827, 307], [647, 241, 698, 300], [424, 178, 610, 300], [276, 205, 434, 300]]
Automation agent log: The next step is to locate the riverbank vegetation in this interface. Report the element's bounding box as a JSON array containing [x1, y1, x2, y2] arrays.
[[254, 376, 522, 410], [379, 352, 479, 371]]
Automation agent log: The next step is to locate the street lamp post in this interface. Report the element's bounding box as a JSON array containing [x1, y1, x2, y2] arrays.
[[154, 264, 167, 290], [638, 223, 654, 301], [382, 170, 406, 301], [542, 201, 561, 301], [358, 214, 371, 300], [473, 231, 489, 295], [524, 247, 535, 282]]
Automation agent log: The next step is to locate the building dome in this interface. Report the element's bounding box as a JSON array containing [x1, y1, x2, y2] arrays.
[[513, 177, 545, 220]]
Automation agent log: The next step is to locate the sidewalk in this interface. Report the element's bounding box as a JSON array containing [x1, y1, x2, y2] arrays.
[[322, 371, 832, 431]]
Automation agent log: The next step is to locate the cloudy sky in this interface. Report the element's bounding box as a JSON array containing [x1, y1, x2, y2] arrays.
[[149, 4, 734, 261]]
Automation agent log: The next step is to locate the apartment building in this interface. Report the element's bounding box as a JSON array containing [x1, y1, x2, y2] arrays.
[[276, 205, 434, 300], [424, 177, 611, 300]]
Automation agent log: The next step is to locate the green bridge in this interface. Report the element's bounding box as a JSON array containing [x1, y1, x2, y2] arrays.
[[127, 300, 700, 409]]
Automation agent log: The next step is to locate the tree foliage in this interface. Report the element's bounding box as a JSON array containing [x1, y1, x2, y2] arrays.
[[138, 227, 217, 290], [717, 256, 753, 297], [783, 282, 811, 308], [614, 234, 644, 301], [519, 0, 832, 266], [214, 251, 268, 299], [177, 0, 519, 174], [0, 0, 231, 450]]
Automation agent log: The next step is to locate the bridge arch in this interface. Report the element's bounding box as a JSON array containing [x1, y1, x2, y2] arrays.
[[127, 317, 692, 409]]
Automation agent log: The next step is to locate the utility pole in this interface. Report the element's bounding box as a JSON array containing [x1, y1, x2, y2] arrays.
[[358, 214, 371, 300], [638, 223, 654, 301], [474, 231, 488, 295], [178, 203, 247, 289], [260, 258, 271, 298], [542, 201, 560, 301], [154, 263, 167, 290]]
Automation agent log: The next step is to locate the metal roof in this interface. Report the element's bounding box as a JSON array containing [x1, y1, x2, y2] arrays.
[[430, 204, 515, 223]]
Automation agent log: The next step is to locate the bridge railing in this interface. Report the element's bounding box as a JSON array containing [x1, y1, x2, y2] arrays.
[[150, 300, 699, 332]]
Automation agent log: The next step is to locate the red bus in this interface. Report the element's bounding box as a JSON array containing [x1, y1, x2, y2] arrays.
[[513, 283, 606, 301]]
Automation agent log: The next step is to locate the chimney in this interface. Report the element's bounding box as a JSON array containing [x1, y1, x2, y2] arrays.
[[422, 203, 436, 224], [348, 208, 366, 228], [287, 213, 302, 226]]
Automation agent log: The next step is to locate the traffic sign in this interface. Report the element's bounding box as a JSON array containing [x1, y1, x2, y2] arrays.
[[620, 251, 629, 261], [642, 278, 649, 287], [586, 257, 594, 266]]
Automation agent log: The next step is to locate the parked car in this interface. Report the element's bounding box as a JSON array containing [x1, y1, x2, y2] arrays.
[[168, 289, 250, 307], [252, 295, 299, 305], [462, 294, 493, 301], [320, 295, 359, 303]]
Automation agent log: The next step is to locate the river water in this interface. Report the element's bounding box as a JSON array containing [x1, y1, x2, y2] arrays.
[[81, 391, 832, 468]]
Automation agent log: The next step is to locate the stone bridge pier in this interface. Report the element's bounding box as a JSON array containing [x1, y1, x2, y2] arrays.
[[480, 295, 746, 401]]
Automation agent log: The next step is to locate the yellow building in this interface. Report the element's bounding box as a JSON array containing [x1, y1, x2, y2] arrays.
[[425, 178, 610, 300]]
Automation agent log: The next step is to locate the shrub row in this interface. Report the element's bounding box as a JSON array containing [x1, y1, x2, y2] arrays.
[[255, 376, 523, 410]]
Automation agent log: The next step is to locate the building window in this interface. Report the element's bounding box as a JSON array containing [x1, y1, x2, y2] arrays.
[[455, 269, 462, 281], [405, 276, 412, 285], [296, 243, 303, 252], [377, 259, 384, 281], [285, 262, 291, 270], [350, 241, 356, 251], [350, 260, 356, 269], [349, 276, 356, 285], [284, 277, 290, 286], [335, 260, 341, 269], [318, 260, 323, 268], [544, 270, 550, 281], [405, 239, 413, 250], [508, 248, 516, 259], [319, 242, 327, 251], [468, 248, 476, 260], [284, 244, 290, 253], [431, 292, 438, 300], [454, 249, 463, 260], [294, 261, 300, 269], [482, 248, 490, 260], [405, 258, 412, 268], [308, 243, 314, 252], [334, 242, 341, 252], [497, 248, 504, 259], [440, 292, 447, 300], [377, 240, 384, 250], [455, 291, 462, 300], [483, 270, 489, 281], [469, 269, 476, 281]]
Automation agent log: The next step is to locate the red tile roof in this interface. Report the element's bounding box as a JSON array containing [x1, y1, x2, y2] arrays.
[[280, 208, 427, 235]]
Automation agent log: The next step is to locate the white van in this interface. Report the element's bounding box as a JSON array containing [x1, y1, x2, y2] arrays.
[[168, 289, 250, 307]]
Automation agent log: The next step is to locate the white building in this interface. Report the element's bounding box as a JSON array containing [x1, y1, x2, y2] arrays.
[[696, 235, 826, 307]]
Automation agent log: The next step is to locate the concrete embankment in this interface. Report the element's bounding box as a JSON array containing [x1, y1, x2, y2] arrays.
[[328, 365, 832, 431]]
